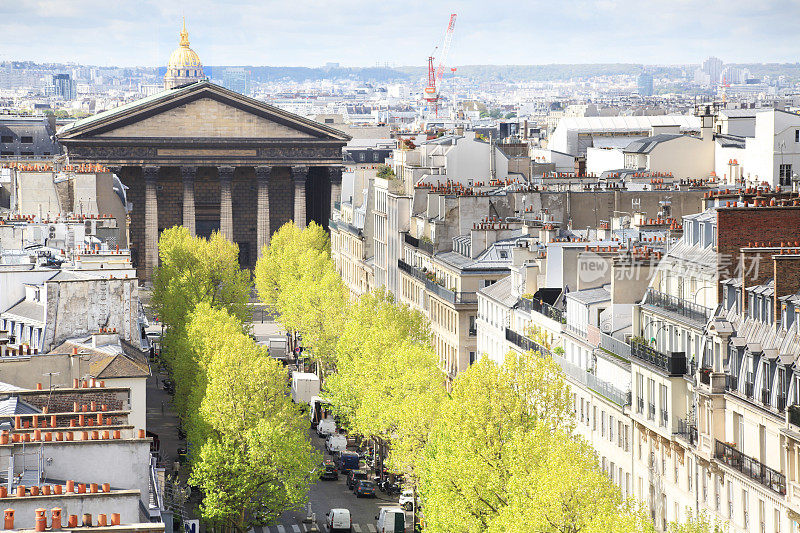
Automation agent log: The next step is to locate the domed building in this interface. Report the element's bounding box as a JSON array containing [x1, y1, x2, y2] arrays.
[[164, 20, 204, 89]]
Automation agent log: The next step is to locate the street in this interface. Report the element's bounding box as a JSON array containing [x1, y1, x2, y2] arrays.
[[264, 431, 412, 533]]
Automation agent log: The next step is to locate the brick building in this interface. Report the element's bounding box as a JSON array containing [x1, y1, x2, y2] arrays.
[[56, 81, 350, 279]]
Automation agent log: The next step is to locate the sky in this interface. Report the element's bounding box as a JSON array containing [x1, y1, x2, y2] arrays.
[[1, 0, 799, 68]]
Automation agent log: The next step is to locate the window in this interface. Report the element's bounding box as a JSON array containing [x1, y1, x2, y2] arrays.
[[795, 129, 799, 143], [742, 490, 749, 529], [20, 136, 33, 144], [779, 163, 793, 186], [469, 351, 476, 365], [324, 118, 334, 124], [359, 153, 365, 162], [0, 135, 12, 143], [373, 152, 379, 162]]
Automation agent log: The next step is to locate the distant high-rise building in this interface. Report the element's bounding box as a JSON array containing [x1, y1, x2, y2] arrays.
[[636, 72, 653, 96], [702, 56, 724, 85], [52, 73, 76, 100], [221, 67, 251, 95]]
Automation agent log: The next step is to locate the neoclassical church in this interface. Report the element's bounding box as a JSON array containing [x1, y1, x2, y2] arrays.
[[57, 22, 350, 280]]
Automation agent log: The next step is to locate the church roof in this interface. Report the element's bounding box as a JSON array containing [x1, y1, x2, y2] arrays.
[[57, 80, 351, 142]]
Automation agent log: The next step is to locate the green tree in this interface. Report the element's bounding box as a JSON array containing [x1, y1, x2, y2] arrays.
[[188, 303, 321, 531], [151, 227, 251, 419], [324, 290, 443, 476], [668, 510, 727, 533], [419, 350, 648, 533], [254, 221, 346, 372]]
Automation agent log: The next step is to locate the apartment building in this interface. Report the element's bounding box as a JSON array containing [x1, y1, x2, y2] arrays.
[[476, 189, 800, 531]]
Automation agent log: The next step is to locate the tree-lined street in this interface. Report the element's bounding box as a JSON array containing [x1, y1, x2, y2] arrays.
[[149, 222, 722, 533]]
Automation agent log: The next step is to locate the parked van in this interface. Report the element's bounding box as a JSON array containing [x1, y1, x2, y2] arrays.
[[325, 508, 352, 533], [316, 418, 336, 437], [337, 451, 360, 473], [376, 508, 405, 533], [326, 433, 347, 454]]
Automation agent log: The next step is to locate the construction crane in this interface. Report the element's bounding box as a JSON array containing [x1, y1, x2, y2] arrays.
[[423, 13, 457, 117]]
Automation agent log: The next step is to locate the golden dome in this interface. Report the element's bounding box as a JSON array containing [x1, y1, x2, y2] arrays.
[[164, 19, 204, 89]]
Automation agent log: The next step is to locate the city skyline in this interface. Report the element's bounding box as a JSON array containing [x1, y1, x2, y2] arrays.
[[1, 0, 798, 68]]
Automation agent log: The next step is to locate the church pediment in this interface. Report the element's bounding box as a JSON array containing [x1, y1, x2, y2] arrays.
[[58, 81, 350, 143]]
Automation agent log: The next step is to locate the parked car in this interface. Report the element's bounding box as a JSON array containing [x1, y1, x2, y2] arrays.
[[316, 418, 336, 438], [346, 469, 368, 490], [353, 479, 375, 498], [324, 508, 352, 533], [319, 459, 338, 480], [326, 433, 347, 454], [336, 451, 360, 473], [399, 489, 414, 511], [376, 507, 405, 533]]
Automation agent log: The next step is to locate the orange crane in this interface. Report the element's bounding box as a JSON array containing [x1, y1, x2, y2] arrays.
[[423, 13, 457, 117]]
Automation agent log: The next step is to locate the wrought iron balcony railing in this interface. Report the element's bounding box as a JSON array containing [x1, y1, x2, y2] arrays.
[[674, 418, 698, 446], [517, 296, 566, 324], [630, 340, 687, 376], [398, 260, 477, 305], [789, 405, 800, 427], [403, 233, 434, 254], [643, 287, 714, 324], [715, 440, 786, 495]]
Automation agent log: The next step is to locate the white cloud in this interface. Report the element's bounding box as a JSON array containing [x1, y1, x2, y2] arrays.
[[0, 0, 796, 66]]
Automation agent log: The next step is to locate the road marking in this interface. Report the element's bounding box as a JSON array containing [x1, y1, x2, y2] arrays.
[[254, 527, 264, 533], [352, 524, 362, 533], [366, 525, 377, 533], [291, 526, 301, 533], [276, 526, 286, 533]]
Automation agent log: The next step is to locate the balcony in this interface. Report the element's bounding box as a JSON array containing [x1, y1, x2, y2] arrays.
[[630, 340, 687, 376], [777, 395, 786, 412], [599, 332, 631, 359], [660, 409, 669, 428], [761, 388, 770, 406], [788, 405, 800, 427], [505, 328, 549, 355], [329, 218, 362, 237], [505, 328, 629, 407], [518, 296, 566, 324], [637, 397, 644, 414], [745, 382, 754, 398], [468, 326, 477, 336], [398, 260, 478, 305], [642, 287, 714, 324], [715, 440, 786, 495], [648, 403, 656, 420], [674, 418, 698, 446], [727, 374, 738, 391], [699, 368, 711, 386], [403, 233, 434, 254]]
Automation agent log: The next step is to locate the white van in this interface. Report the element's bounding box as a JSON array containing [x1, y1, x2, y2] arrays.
[[326, 433, 348, 454], [376, 507, 405, 533], [325, 508, 352, 533], [316, 418, 336, 437]]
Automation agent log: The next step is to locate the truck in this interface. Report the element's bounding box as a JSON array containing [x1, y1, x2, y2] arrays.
[[268, 337, 288, 359], [290, 372, 320, 404], [310, 396, 331, 428]]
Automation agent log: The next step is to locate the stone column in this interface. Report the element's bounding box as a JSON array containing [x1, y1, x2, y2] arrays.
[[181, 166, 196, 236], [218, 166, 234, 241], [255, 166, 271, 256], [143, 166, 160, 281], [328, 166, 343, 217], [292, 165, 308, 229]]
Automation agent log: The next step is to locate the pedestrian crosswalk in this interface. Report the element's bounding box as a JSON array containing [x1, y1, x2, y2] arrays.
[[249, 523, 380, 533]]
